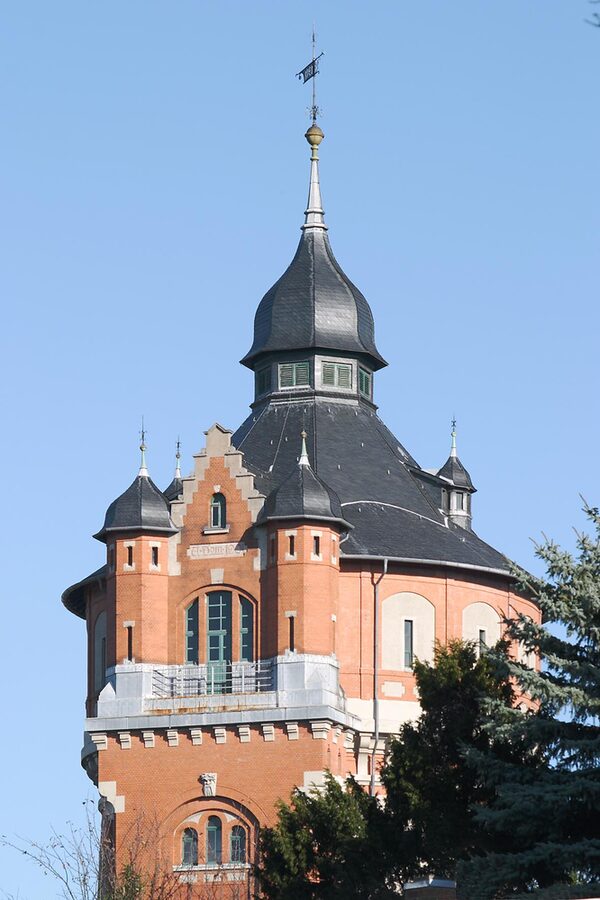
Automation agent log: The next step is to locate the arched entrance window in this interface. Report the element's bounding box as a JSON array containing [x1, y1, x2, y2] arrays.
[[181, 828, 198, 866], [230, 825, 246, 863], [206, 816, 222, 865], [207, 591, 232, 692], [186, 598, 199, 664], [210, 493, 226, 529]]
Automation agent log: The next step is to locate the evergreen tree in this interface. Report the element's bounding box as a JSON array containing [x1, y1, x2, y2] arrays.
[[256, 772, 393, 899], [382, 640, 519, 883], [458, 503, 600, 898]]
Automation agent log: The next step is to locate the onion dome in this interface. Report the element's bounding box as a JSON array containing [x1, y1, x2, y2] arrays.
[[94, 436, 177, 542], [241, 125, 386, 372], [436, 420, 475, 491], [163, 440, 184, 502], [258, 432, 352, 530]]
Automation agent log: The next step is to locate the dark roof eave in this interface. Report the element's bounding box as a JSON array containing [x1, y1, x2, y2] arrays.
[[62, 565, 108, 619], [240, 346, 388, 373], [256, 514, 354, 531], [93, 525, 179, 543], [340, 553, 514, 580]]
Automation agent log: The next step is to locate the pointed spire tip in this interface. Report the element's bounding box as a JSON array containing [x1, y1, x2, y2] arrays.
[[299, 430, 310, 466]]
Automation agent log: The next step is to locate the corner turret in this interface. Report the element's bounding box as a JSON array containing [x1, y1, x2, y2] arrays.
[[436, 420, 476, 531]]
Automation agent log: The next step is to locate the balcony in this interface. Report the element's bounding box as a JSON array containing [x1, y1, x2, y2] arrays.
[[151, 661, 275, 699]]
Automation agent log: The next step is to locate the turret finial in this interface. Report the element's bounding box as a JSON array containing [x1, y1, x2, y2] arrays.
[[299, 430, 310, 467], [297, 28, 326, 231], [175, 437, 181, 478], [450, 417, 457, 459], [139, 418, 149, 476]]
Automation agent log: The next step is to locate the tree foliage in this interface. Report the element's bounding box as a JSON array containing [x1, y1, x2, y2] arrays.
[[257, 773, 393, 899], [458, 503, 600, 898]]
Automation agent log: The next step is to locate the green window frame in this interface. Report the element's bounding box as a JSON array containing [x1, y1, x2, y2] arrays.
[[404, 619, 414, 669], [240, 597, 254, 662], [206, 816, 222, 865], [186, 598, 199, 664], [210, 493, 226, 528], [182, 828, 198, 866], [207, 591, 232, 693], [322, 362, 352, 389], [279, 361, 310, 389], [359, 367, 372, 398], [230, 825, 246, 863]]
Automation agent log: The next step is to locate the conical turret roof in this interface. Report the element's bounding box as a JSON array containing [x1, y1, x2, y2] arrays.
[[94, 474, 177, 542], [258, 433, 351, 530], [436, 422, 475, 491]]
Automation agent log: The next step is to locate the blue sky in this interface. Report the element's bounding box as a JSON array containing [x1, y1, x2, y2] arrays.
[[0, 2, 598, 895]]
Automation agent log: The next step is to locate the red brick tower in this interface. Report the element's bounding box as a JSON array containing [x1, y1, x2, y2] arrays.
[[63, 125, 539, 895]]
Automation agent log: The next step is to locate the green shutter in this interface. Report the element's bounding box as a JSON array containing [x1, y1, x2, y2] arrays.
[[279, 364, 294, 388], [295, 362, 309, 385], [322, 363, 335, 386], [337, 364, 352, 388]]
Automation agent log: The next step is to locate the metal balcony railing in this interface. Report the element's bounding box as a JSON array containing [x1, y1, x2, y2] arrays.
[[151, 660, 275, 699]]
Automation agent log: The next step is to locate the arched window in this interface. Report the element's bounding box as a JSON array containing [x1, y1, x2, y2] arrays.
[[210, 493, 226, 529], [230, 825, 246, 864], [182, 828, 198, 866], [206, 816, 222, 865], [462, 602, 501, 655], [186, 598, 199, 664], [94, 611, 107, 693], [382, 592, 435, 670], [240, 597, 254, 662]]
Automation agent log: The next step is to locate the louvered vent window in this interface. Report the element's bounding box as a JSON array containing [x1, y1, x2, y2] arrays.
[[279, 362, 310, 389], [256, 367, 272, 395], [359, 367, 372, 398], [322, 362, 352, 389]]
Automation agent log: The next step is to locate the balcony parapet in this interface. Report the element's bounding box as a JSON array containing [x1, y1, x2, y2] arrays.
[[94, 653, 347, 721]]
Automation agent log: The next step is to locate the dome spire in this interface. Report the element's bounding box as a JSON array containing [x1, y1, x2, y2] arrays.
[[138, 419, 149, 477], [299, 430, 310, 467], [302, 125, 326, 231], [175, 437, 182, 478]]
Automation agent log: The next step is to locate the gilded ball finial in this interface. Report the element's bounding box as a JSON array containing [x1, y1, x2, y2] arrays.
[[305, 124, 324, 149]]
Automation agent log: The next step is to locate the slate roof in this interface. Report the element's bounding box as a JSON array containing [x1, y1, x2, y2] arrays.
[[240, 228, 387, 372], [94, 474, 177, 542], [437, 454, 475, 490], [163, 475, 184, 502], [258, 455, 351, 529], [233, 399, 511, 575]]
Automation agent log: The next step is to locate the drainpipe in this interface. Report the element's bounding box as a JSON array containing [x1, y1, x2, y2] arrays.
[[370, 557, 388, 797]]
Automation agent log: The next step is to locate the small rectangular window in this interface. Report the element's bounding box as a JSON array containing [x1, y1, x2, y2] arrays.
[[127, 545, 133, 567], [359, 367, 372, 398], [313, 535, 321, 557], [151, 546, 159, 567], [288, 535, 295, 557], [256, 367, 272, 395], [404, 619, 414, 668], [127, 625, 134, 662], [289, 615, 295, 652], [455, 492, 465, 511], [279, 361, 310, 389], [270, 535, 276, 563], [322, 362, 352, 389], [478, 629, 487, 656]]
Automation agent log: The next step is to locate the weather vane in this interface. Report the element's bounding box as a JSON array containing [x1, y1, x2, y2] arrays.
[[296, 26, 324, 123]]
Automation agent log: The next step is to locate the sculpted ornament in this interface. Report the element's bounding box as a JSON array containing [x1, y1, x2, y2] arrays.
[[199, 772, 217, 797]]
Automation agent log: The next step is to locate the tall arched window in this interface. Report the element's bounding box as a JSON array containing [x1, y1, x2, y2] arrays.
[[94, 611, 107, 693], [230, 825, 246, 863], [210, 493, 226, 529], [206, 816, 222, 865], [182, 828, 198, 866], [186, 598, 199, 664], [240, 597, 254, 662]]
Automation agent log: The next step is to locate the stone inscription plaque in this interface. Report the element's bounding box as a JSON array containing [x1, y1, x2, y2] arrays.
[[187, 542, 247, 560]]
